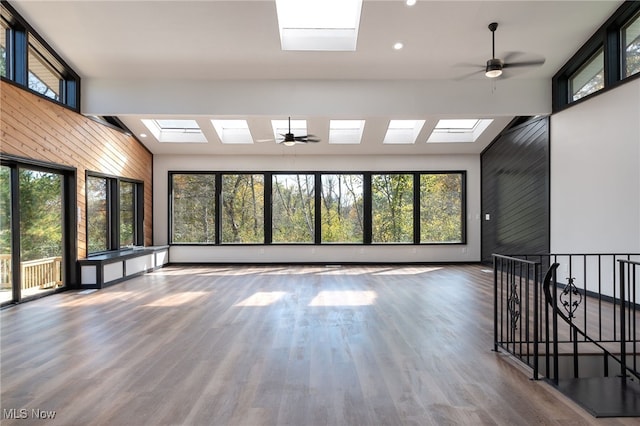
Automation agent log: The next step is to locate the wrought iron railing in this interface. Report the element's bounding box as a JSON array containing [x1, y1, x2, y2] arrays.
[[494, 253, 640, 382]]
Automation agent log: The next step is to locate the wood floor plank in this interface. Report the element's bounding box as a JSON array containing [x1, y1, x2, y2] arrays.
[[1, 264, 639, 425]]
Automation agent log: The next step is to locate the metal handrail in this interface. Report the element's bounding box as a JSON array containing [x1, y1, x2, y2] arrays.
[[543, 262, 640, 384]]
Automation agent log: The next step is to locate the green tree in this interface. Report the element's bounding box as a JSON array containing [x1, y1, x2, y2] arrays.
[[222, 174, 264, 243], [172, 174, 216, 243], [272, 174, 314, 243], [372, 174, 413, 243], [420, 174, 462, 243]]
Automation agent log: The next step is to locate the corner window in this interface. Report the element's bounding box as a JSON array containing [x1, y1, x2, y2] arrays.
[[623, 12, 640, 78], [570, 48, 604, 102], [87, 174, 143, 254]]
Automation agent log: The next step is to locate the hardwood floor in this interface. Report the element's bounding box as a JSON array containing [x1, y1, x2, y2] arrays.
[[1, 264, 637, 425]]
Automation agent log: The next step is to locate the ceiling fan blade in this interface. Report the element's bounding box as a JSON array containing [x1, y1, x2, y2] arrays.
[[454, 69, 484, 81], [503, 59, 545, 68], [501, 51, 525, 63]]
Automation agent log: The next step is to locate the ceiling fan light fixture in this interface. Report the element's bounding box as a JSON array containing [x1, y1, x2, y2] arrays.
[[283, 140, 296, 147], [485, 58, 503, 78]]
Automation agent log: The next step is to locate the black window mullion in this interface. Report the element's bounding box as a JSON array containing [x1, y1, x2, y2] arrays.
[[363, 173, 372, 245], [109, 178, 119, 250], [413, 173, 420, 244], [605, 27, 620, 85], [264, 173, 272, 244], [215, 173, 222, 245], [314, 173, 322, 244]]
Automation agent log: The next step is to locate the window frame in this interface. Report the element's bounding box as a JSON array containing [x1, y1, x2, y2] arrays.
[[0, 1, 80, 111], [553, 1, 640, 112], [86, 171, 143, 254], [168, 170, 466, 247]]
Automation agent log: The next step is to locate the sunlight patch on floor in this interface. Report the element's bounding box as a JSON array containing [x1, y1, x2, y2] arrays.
[[308, 290, 377, 306], [234, 291, 288, 307]]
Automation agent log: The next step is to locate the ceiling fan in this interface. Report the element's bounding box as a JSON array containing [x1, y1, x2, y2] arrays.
[[483, 22, 545, 78], [456, 22, 545, 80], [257, 117, 320, 146]]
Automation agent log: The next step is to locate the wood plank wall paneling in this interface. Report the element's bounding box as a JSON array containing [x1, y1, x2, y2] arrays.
[[0, 81, 153, 258], [481, 117, 550, 263]]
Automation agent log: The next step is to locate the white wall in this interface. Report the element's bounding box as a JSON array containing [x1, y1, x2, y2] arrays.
[[550, 78, 640, 254], [153, 154, 481, 263]]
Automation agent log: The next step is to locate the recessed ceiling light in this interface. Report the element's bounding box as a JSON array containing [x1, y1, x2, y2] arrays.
[[393, 42, 404, 50], [406, 0, 417, 6], [139, 133, 147, 138]]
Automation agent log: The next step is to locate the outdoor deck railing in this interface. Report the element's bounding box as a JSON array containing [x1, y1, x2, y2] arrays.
[[0, 254, 63, 291]]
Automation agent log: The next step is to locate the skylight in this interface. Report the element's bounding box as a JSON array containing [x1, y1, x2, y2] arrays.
[[211, 120, 253, 144], [427, 119, 493, 143], [141, 119, 207, 143], [275, 0, 363, 51], [329, 120, 365, 144], [382, 120, 425, 144]]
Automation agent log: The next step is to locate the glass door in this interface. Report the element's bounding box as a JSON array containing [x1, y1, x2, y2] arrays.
[[0, 162, 68, 306], [18, 168, 64, 299], [0, 165, 12, 304]]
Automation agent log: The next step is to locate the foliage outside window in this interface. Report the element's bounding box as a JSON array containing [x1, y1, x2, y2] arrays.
[[87, 176, 108, 253], [623, 12, 640, 78], [171, 174, 216, 244], [221, 174, 264, 243], [420, 173, 463, 243], [87, 174, 142, 253], [321, 174, 364, 243], [0, 18, 7, 78], [19, 169, 63, 261], [371, 174, 413, 243], [119, 181, 135, 248], [272, 174, 315, 243], [570, 48, 604, 102]]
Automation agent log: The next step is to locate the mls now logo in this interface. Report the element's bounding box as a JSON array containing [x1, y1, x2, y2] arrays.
[[3, 408, 57, 419]]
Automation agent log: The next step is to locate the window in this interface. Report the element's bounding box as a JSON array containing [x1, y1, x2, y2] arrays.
[[168, 170, 466, 246], [321, 174, 363, 243], [119, 181, 136, 248], [221, 174, 264, 243], [1, 17, 7, 78], [553, 2, 640, 110], [371, 174, 413, 243], [570, 48, 604, 102], [170, 173, 216, 244], [420, 173, 463, 243], [272, 174, 315, 243], [87, 176, 109, 253], [623, 11, 640, 78], [28, 35, 62, 101], [0, 2, 80, 110], [87, 174, 143, 253]]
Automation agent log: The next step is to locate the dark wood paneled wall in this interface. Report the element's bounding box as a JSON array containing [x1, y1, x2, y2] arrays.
[[481, 117, 550, 263], [0, 81, 153, 258]]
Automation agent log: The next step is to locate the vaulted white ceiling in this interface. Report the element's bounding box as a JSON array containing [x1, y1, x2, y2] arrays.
[[10, 0, 622, 155]]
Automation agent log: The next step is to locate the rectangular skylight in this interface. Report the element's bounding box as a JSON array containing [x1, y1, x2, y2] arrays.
[[141, 119, 207, 143], [276, 0, 363, 51], [329, 120, 365, 144], [383, 120, 425, 144], [211, 120, 253, 144], [428, 119, 494, 143]]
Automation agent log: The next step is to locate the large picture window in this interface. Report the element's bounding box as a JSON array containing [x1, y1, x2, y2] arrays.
[[171, 173, 216, 244], [168, 170, 465, 246], [272, 174, 315, 243], [86, 173, 143, 254]]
